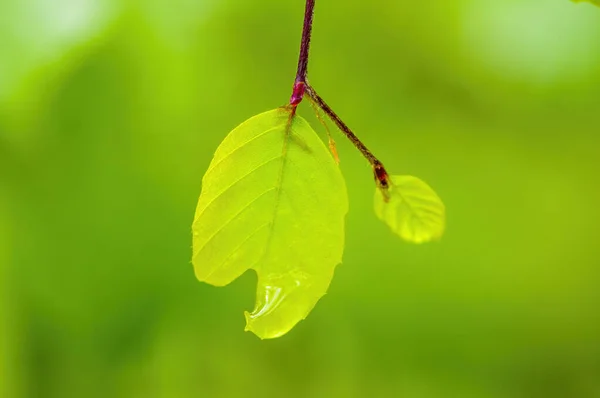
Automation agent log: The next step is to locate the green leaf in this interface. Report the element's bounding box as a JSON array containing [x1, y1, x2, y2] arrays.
[[374, 175, 445, 244], [192, 107, 348, 339]]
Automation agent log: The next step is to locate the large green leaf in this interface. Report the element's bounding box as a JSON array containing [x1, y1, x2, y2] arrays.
[[192, 107, 348, 339], [375, 175, 445, 244]]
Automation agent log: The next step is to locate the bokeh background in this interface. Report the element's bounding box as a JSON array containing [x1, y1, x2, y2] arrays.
[[2, 0, 600, 397]]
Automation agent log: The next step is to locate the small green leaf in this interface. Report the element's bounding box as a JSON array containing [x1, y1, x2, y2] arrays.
[[374, 175, 445, 244], [192, 107, 348, 339]]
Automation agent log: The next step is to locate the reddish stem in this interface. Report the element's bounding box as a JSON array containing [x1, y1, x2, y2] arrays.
[[289, 0, 315, 106], [287, 1, 390, 195], [305, 84, 390, 190]]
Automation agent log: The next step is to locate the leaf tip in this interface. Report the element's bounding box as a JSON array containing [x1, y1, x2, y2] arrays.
[[244, 310, 290, 340], [243, 311, 265, 339]]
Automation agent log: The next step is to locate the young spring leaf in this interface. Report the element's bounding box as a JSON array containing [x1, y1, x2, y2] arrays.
[[192, 108, 348, 339], [374, 175, 445, 244]]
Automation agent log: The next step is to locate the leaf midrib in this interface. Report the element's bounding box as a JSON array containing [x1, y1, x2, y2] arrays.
[[394, 181, 443, 230], [259, 118, 294, 267]]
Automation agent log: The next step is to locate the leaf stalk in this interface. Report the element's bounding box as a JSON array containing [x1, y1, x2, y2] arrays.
[[289, 0, 390, 194]]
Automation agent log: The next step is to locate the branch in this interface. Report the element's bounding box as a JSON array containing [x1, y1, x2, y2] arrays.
[[289, 0, 315, 106]]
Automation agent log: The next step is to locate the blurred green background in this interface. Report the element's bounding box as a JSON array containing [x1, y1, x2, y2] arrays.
[[2, 0, 600, 397]]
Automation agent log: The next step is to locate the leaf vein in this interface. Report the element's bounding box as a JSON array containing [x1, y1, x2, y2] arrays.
[[259, 116, 294, 263], [194, 187, 277, 257], [204, 123, 286, 178], [203, 221, 272, 281], [197, 154, 282, 219]]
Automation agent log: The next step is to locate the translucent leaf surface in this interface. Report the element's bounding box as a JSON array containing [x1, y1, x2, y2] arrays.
[[192, 108, 348, 339], [374, 175, 445, 244]]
